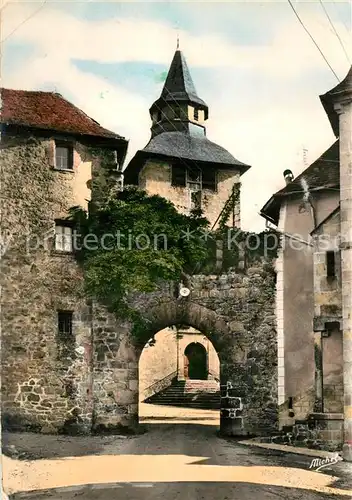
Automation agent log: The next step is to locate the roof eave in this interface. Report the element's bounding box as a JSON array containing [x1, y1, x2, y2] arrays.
[[2, 122, 127, 145], [149, 96, 209, 115], [123, 149, 251, 183], [259, 196, 280, 226], [319, 94, 339, 137]]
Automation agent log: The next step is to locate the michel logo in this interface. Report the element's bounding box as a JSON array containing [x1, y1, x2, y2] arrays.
[[309, 453, 342, 472]]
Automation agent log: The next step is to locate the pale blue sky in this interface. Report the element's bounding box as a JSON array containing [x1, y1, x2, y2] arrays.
[[2, 1, 351, 230]]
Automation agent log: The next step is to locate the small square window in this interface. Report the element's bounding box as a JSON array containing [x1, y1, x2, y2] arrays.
[[194, 108, 199, 121], [55, 142, 73, 170], [55, 224, 73, 252]]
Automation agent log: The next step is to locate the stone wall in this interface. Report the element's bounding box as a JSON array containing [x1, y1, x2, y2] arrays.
[[139, 328, 178, 401], [312, 209, 343, 413], [312, 208, 342, 321], [92, 263, 278, 436], [138, 159, 241, 228], [0, 130, 98, 433], [1, 130, 277, 436]]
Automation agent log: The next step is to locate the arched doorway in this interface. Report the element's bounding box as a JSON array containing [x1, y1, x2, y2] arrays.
[[184, 342, 207, 380], [94, 300, 243, 435]]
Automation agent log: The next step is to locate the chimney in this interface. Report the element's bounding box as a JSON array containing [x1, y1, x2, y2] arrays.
[[283, 169, 294, 185]]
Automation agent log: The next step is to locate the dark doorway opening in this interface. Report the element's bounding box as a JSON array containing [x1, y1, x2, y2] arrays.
[[184, 342, 207, 380]]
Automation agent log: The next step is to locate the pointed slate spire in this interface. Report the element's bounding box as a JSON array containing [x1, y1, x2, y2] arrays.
[[160, 50, 207, 109], [150, 49, 208, 119]]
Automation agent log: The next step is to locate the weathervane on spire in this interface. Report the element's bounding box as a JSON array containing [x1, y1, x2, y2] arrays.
[[174, 23, 180, 50]]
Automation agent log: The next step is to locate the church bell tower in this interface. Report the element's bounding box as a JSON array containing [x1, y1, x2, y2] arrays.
[[124, 47, 251, 229]]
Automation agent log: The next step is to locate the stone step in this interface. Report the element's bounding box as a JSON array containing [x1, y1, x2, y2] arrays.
[[146, 401, 221, 409], [144, 379, 221, 409]]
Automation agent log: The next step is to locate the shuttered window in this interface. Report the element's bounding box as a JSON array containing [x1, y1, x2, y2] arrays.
[[171, 164, 186, 187], [202, 168, 217, 191]]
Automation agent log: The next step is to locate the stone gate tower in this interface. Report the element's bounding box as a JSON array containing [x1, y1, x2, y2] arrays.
[[123, 48, 250, 227]]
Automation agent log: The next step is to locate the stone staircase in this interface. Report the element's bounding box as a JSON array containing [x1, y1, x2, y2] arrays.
[[144, 379, 220, 409]]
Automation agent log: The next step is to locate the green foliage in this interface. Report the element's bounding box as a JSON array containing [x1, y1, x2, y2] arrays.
[[218, 182, 240, 230], [69, 185, 279, 340], [69, 186, 210, 320]]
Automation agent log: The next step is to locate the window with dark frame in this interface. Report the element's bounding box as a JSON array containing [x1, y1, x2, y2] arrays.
[[57, 310, 74, 360], [171, 165, 216, 191], [55, 141, 74, 170], [55, 223, 73, 252], [202, 168, 217, 191], [58, 311, 73, 338], [194, 108, 199, 121], [186, 168, 202, 191], [326, 251, 335, 278], [171, 164, 186, 187]]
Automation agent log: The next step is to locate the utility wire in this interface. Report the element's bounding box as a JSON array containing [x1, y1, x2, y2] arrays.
[[287, 0, 341, 82], [1, 0, 47, 44], [331, 0, 352, 39], [318, 0, 351, 64]]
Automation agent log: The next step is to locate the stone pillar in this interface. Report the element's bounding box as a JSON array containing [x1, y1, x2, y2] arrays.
[[220, 381, 245, 436], [336, 96, 352, 461]]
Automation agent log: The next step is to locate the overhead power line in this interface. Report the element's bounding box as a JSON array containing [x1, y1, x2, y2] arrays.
[[1, 0, 47, 45], [287, 0, 341, 82], [318, 0, 351, 64], [331, 0, 352, 39]]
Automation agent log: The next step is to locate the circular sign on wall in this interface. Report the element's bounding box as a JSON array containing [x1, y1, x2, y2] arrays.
[[179, 287, 190, 297]]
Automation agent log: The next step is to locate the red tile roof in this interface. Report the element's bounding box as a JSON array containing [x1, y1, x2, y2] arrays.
[[0, 88, 125, 140]]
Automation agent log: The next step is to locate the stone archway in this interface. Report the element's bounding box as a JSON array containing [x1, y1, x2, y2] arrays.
[[92, 268, 278, 439], [92, 299, 241, 435], [184, 342, 207, 380]]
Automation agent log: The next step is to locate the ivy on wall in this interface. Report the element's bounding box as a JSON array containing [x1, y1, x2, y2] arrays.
[[69, 186, 210, 329], [69, 175, 279, 341]]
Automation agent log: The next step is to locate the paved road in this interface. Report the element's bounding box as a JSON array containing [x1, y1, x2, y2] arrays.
[[4, 408, 352, 500], [9, 481, 352, 500]]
